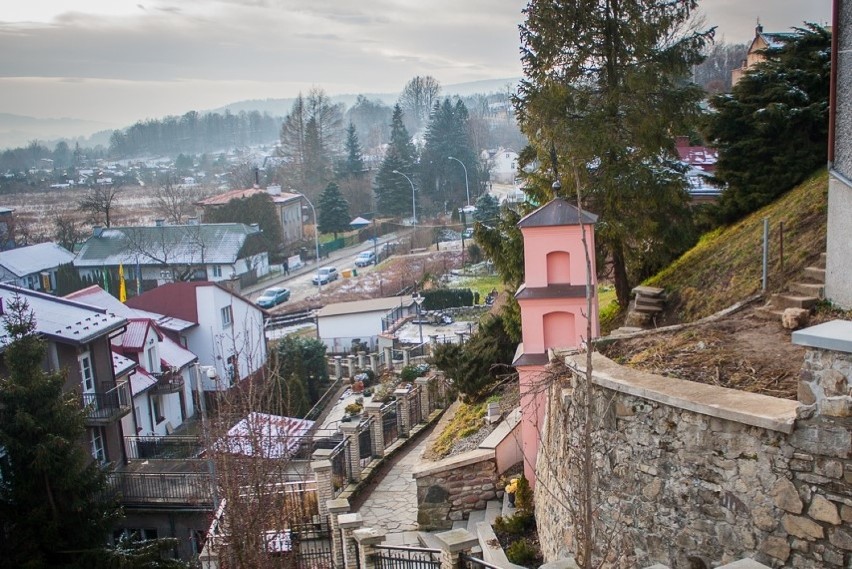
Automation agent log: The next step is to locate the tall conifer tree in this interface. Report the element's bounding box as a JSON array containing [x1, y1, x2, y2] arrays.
[[515, 0, 712, 307], [374, 105, 418, 217], [0, 295, 120, 566]]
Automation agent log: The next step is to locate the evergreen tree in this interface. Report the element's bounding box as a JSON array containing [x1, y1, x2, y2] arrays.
[[203, 193, 284, 261], [516, 0, 712, 307], [704, 24, 830, 223], [339, 123, 365, 177], [336, 124, 372, 216], [318, 182, 351, 238], [0, 295, 121, 567], [473, 193, 500, 225], [374, 105, 418, 217], [274, 336, 329, 410], [419, 99, 480, 215]]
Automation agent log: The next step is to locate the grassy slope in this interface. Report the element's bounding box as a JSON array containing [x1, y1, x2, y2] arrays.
[[646, 170, 828, 322]]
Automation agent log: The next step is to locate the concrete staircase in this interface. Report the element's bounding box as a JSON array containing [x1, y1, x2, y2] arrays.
[[756, 253, 825, 322]]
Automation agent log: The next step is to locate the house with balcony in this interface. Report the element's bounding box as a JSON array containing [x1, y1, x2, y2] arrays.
[[0, 283, 131, 466], [73, 221, 269, 293], [126, 281, 268, 391], [65, 284, 214, 559], [0, 242, 75, 293]]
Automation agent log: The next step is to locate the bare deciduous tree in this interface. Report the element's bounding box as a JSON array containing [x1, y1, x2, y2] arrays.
[[53, 214, 85, 252], [398, 75, 441, 133], [153, 175, 201, 225], [78, 185, 120, 227]]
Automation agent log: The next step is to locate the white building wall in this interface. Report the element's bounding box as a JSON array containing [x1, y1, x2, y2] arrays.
[[317, 310, 389, 352], [191, 286, 267, 391]]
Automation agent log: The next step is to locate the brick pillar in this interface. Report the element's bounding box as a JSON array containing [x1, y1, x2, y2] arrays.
[[311, 454, 334, 518], [339, 421, 362, 481], [369, 353, 379, 373], [415, 377, 430, 419], [365, 401, 384, 456], [429, 334, 439, 356], [348, 355, 357, 378], [358, 350, 367, 370], [327, 498, 350, 569], [435, 529, 478, 569], [338, 513, 363, 569], [395, 387, 411, 436], [402, 348, 410, 368], [354, 527, 387, 569], [383, 347, 393, 371], [334, 356, 343, 380]]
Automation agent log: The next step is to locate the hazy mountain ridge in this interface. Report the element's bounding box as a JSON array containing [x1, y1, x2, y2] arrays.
[[0, 78, 521, 152]]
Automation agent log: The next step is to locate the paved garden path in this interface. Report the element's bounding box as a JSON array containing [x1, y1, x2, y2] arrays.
[[355, 435, 431, 536]]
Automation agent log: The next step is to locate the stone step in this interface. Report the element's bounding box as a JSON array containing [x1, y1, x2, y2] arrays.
[[770, 293, 818, 310], [816, 252, 827, 269], [754, 305, 785, 321], [383, 532, 405, 546], [803, 266, 826, 282], [417, 531, 443, 551], [790, 282, 825, 299], [633, 303, 665, 314], [466, 509, 486, 533], [632, 285, 665, 298], [484, 500, 502, 526], [452, 520, 466, 530]]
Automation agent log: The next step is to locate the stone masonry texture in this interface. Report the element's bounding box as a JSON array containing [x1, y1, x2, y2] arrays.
[[534, 352, 851, 568]]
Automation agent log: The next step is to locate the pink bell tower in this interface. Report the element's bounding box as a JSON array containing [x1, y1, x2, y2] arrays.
[[513, 197, 599, 484]]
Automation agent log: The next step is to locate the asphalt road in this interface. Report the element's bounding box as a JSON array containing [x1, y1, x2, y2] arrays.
[[244, 231, 411, 308]]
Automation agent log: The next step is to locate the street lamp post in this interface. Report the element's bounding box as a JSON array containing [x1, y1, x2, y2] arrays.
[[300, 194, 322, 296], [447, 156, 470, 207], [391, 170, 417, 225], [413, 293, 425, 348]]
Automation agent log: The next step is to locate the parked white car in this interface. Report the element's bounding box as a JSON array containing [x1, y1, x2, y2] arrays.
[[312, 267, 339, 285]]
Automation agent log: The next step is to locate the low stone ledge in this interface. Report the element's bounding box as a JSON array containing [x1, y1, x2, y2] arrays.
[[792, 320, 852, 353], [479, 408, 521, 450], [412, 448, 495, 479], [567, 353, 799, 434]]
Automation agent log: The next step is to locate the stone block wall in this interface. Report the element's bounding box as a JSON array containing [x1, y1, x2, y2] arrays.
[[413, 449, 498, 530], [534, 353, 851, 569]]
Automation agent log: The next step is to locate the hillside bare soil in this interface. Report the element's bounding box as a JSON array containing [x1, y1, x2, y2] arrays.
[[600, 305, 805, 399]]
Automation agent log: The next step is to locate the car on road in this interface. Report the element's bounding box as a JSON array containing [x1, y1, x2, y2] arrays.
[[256, 286, 290, 308], [312, 266, 339, 285], [354, 251, 377, 267], [462, 227, 475, 239]]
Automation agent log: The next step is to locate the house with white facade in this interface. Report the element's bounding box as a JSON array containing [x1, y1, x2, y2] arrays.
[[481, 147, 519, 185], [66, 285, 198, 436], [316, 296, 415, 354], [127, 281, 267, 390], [73, 222, 269, 291], [0, 242, 75, 292]]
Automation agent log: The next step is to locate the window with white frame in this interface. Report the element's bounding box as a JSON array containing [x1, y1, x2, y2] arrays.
[[212, 265, 222, 278], [79, 352, 94, 392], [90, 427, 106, 463], [221, 306, 233, 327]]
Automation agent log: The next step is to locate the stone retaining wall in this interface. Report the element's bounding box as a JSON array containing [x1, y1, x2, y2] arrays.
[[412, 448, 498, 530], [534, 352, 851, 568]]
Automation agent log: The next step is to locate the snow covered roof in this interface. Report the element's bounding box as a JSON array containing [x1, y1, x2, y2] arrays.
[[74, 223, 261, 267], [217, 412, 314, 459], [112, 350, 137, 378], [317, 296, 413, 318], [160, 337, 197, 370], [0, 242, 75, 277], [517, 198, 598, 228], [0, 283, 126, 349], [129, 368, 157, 397]]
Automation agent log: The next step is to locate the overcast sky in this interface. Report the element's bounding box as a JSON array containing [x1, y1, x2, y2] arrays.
[[0, 0, 831, 127]]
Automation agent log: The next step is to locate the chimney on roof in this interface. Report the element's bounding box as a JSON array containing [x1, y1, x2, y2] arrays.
[[93, 226, 104, 237], [254, 167, 260, 188]]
